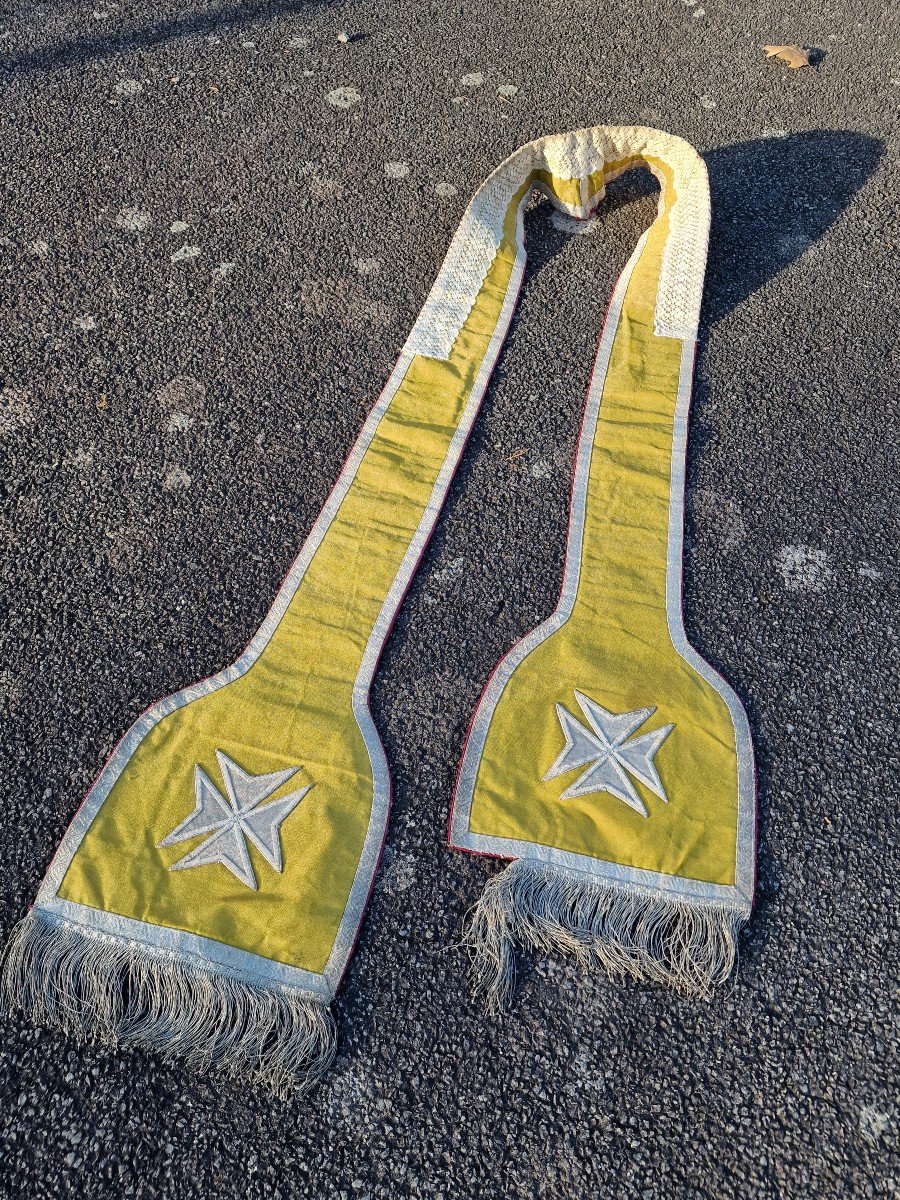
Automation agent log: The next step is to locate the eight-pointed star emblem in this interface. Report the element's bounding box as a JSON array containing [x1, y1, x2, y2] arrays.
[[544, 692, 674, 818], [158, 750, 311, 890]]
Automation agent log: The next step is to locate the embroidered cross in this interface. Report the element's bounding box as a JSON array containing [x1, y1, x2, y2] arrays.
[[158, 751, 310, 889], [544, 693, 673, 817]]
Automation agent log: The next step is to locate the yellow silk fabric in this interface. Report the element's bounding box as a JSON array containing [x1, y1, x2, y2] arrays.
[[57, 154, 739, 986], [57, 175, 545, 975], [467, 159, 740, 885]]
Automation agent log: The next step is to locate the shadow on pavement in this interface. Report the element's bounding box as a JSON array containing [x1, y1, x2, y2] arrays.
[[0, 0, 328, 80], [702, 130, 884, 327], [520, 130, 883, 329]]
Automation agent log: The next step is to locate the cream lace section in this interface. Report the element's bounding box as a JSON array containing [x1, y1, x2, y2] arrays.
[[405, 125, 710, 361]]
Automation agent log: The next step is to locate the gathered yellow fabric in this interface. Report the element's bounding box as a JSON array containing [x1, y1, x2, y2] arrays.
[[2, 126, 755, 1091]]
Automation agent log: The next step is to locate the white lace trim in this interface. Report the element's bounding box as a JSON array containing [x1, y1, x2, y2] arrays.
[[405, 125, 710, 361]]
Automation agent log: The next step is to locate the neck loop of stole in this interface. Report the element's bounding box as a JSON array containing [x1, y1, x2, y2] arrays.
[[3, 126, 756, 1095]]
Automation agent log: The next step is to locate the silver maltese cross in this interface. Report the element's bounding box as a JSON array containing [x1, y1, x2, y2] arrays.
[[544, 692, 674, 818], [158, 750, 311, 890]]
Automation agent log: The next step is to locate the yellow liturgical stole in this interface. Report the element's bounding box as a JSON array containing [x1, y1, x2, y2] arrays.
[[4, 126, 755, 1094]]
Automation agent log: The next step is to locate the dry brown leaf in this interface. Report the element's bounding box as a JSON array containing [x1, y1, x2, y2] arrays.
[[763, 44, 810, 69]]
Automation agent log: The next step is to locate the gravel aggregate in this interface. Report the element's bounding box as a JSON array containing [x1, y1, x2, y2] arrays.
[[0, 0, 897, 1196]]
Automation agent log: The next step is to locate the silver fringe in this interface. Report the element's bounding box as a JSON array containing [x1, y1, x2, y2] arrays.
[[2, 910, 336, 1097], [464, 858, 747, 1010]]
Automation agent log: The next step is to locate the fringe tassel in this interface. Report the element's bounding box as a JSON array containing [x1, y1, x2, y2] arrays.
[[464, 858, 747, 1010], [1, 910, 336, 1097]]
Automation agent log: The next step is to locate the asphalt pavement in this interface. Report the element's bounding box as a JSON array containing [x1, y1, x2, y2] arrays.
[[0, 0, 898, 1196]]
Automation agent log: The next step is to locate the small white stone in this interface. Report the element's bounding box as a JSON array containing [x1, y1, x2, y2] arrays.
[[430, 556, 465, 585], [163, 467, 192, 491], [497, 84, 519, 98], [775, 544, 833, 593], [460, 71, 485, 88], [167, 411, 195, 433], [68, 444, 96, 470], [306, 171, 343, 199], [240, 40, 256, 50], [213, 260, 236, 278], [434, 182, 457, 198], [699, 95, 717, 110], [326, 85, 361, 109], [115, 78, 143, 97], [169, 219, 189, 234], [170, 244, 201, 263], [156, 376, 206, 415], [0, 669, 22, 705], [30, 239, 50, 256], [379, 850, 417, 895], [450, 96, 468, 105], [73, 314, 97, 331], [384, 160, 410, 179], [288, 35, 310, 49], [690, 487, 747, 551], [355, 257, 381, 276], [692, 6, 705, 15], [777, 231, 813, 258], [550, 210, 600, 237], [336, 30, 351, 44], [859, 1105, 892, 1145], [531, 458, 552, 480], [116, 206, 151, 232], [858, 564, 882, 581], [0, 386, 34, 436]]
